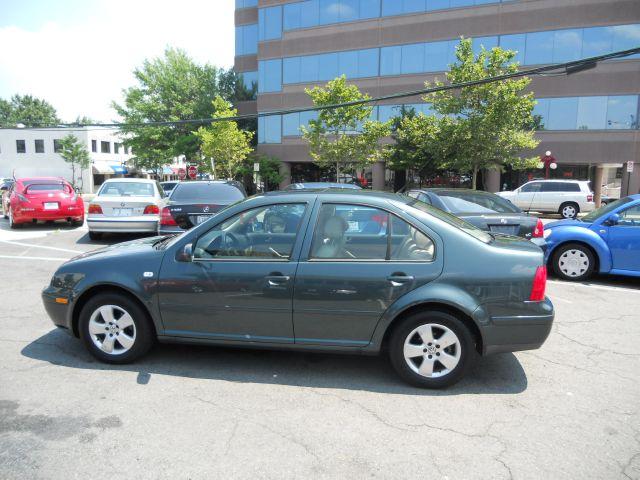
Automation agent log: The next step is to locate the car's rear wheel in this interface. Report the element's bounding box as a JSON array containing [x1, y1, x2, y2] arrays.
[[559, 202, 579, 219], [88, 231, 102, 240], [389, 310, 474, 388], [79, 293, 154, 364], [552, 243, 595, 281], [8, 208, 21, 229]]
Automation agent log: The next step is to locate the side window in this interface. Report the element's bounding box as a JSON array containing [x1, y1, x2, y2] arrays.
[[193, 203, 306, 260], [563, 183, 581, 192], [418, 193, 432, 205], [521, 182, 541, 193], [540, 182, 558, 192], [618, 205, 640, 227], [310, 204, 434, 262]]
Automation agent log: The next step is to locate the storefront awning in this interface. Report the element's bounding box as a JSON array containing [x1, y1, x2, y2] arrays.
[[92, 161, 128, 175]]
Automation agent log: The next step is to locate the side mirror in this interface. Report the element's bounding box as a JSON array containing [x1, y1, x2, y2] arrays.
[[175, 243, 193, 262], [604, 213, 620, 226]]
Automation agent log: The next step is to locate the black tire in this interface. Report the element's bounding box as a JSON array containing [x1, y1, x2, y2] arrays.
[[8, 209, 21, 229], [88, 231, 102, 241], [389, 310, 475, 389], [559, 202, 579, 219], [552, 242, 596, 281], [79, 293, 155, 364]]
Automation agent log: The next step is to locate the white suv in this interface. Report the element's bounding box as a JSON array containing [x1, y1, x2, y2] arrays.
[[497, 180, 595, 219]]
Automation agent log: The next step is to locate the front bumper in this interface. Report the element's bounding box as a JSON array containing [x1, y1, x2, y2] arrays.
[[42, 287, 73, 332], [87, 216, 158, 233], [478, 297, 554, 355]]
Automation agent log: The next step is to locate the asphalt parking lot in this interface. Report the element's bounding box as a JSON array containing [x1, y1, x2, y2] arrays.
[[0, 219, 639, 479]]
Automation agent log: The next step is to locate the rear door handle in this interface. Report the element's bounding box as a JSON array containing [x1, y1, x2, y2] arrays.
[[387, 275, 414, 286], [265, 275, 291, 286]]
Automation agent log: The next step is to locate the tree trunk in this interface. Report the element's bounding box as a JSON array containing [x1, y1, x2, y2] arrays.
[[336, 162, 340, 183], [471, 165, 478, 190], [71, 164, 76, 188]]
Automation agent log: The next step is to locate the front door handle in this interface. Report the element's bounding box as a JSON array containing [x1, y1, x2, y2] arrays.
[[265, 275, 291, 287], [387, 274, 414, 286]]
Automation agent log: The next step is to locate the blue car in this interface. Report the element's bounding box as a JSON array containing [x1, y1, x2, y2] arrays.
[[544, 194, 640, 281]]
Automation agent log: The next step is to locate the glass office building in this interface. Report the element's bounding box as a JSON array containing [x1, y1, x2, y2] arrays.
[[235, 0, 640, 194]]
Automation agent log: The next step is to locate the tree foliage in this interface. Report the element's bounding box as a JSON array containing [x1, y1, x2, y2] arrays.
[[302, 76, 391, 181], [112, 48, 237, 173], [196, 96, 253, 179], [238, 154, 284, 192], [395, 38, 539, 189], [0, 94, 60, 127], [58, 134, 91, 189]]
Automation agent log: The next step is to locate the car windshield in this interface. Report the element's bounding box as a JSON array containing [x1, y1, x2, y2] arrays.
[[438, 191, 521, 214], [25, 183, 67, 192], [396, 194, 493, 244], [98, 182, 154, 197], [581, 197, 633, 222], [170, 183, 245, 203]]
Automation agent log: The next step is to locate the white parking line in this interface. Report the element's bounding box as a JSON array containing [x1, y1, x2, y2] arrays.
[[548, 279, 639, 293], [0, 239, 82, 254], [0, 254, 70, 262]]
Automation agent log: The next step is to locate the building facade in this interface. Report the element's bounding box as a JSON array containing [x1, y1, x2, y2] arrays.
[[0, 127, 132, 193], [235, 0, 640, 194]]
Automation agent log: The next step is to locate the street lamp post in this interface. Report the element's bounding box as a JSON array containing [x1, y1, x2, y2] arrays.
[[540, 150, 557, 179]]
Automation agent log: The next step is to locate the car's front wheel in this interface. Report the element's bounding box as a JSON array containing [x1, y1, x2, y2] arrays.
[[552, 243, 595, 281], [8, 208, 21, 229], [389, 310, 474, 388], [79, 293, 155, 364]]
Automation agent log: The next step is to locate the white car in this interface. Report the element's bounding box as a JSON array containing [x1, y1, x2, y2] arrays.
[[497, 180, 595, 219], [87, 178, 166, 240]]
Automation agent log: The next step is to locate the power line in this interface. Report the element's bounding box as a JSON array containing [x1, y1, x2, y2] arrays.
[[2, 46, 639, 131]]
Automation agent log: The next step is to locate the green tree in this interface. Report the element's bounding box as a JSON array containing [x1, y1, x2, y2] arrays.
[[238, 154, 284, 192], [196, 96, 253, 179], [401, 38, 539, 189], [58, 134, 91, 189], [302, 76, 392, 182], [0, 94, 60, 127], [73, 115, 95, 126], [112, 48, 237, 174]]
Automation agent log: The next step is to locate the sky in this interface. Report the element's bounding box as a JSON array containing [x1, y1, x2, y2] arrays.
[[0, 0, 235, 122]]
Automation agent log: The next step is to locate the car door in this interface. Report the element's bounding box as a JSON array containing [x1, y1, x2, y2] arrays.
[[607, 204, 640, 272], [158, 201, 312, 343], [292, 202, 443, 347], [514, 182, 542, 211]]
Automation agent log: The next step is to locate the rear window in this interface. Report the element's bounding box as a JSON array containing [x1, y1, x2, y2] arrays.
[[98, 182, 155, 197], [25, 183, 68, 193], [396, 194, 493, 244], [170, 183, 245, 203], [438, 191, 520, 214]]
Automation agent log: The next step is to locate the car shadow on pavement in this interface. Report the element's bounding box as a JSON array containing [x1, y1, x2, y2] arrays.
[[22, 329, 528, 395], [75, 232, 153, 246]]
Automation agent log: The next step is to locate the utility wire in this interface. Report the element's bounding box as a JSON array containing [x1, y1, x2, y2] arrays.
[[2, 46, 639, 131]]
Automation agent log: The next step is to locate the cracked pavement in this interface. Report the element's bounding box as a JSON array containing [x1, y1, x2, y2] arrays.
[[0, 221, 639, 479]]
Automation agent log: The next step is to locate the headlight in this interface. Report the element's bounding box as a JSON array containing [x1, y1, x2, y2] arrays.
[[543, 229, 552, 239]]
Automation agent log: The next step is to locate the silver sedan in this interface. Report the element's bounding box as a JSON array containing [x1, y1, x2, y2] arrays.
[[87, 179, 166, 240]]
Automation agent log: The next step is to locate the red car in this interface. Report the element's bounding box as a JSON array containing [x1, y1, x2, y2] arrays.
[[6, 177, 84, 228]]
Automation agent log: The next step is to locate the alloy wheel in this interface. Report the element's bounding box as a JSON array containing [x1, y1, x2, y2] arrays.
[[558, 249, 590, 278], [88, 305, 137, 355], [403, 323, 461, 378], [562, 205, 577, 218]]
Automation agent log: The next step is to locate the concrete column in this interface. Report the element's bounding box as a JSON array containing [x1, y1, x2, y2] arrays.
[[278, 162, 291, 190], [372, 161, 385, 191], [593, 165, 604, 207], [484, 169, 501, 192], [628, 163, 640, 195]]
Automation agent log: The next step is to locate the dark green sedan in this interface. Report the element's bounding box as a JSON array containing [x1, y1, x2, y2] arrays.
[[42, 190, 554, 388]]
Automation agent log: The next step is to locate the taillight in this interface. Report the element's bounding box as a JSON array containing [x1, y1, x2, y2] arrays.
[[88, 204, 103, 214], [143, 204, 159, 215], [529, 266, 547, 301], [533, 219, 544, 238], [160, 207, 177, 226], [587, 194, 593, 202]]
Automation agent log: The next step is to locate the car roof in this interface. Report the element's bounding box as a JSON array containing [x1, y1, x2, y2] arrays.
[[102, 177, 156, 183], [524, 179, 588, 183], [17, 177, 66, 182], [262, 189, 401, 201], [414, 188, 499, 196], [289, 182, 361, 189]]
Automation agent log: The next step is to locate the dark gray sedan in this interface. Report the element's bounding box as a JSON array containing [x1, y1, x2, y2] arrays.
[[407, 188, 544, 240], [42, 190, 553, 388]]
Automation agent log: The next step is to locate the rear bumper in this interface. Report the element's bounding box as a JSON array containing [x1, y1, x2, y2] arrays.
[[87, 216, 158, 233], [479, 297, 554, 355], [14, 207, 84, 223]]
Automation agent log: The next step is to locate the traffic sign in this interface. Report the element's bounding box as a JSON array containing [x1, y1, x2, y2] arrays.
[[177, 168, 186, 180], [628, 161, 634, 173], [188, 165, 198, 180]]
